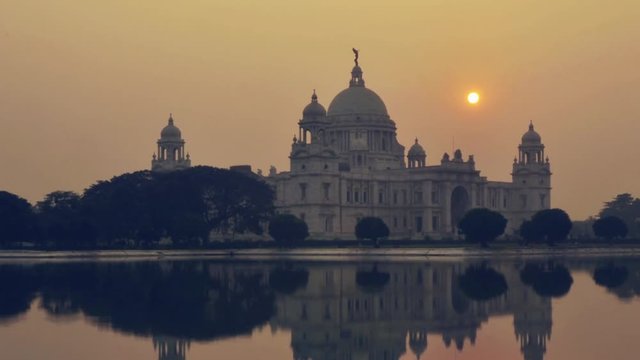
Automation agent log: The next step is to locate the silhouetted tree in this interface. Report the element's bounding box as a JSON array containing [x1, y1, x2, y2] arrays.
[[268, 214, 309, 246], [458, 208, 507, 247], [599, 193, 640, 237], [458, 265, 508, 301], [80, 166, 274, 247], [520, 262, 573, 298], [531, 209, 572, 246], [355, 217, 389, 247], [36, 191, 96, 248], [519, 220, 543, 245], [0, 191, 36, 246], [593, 263, 629, 289], [593, 216, 628, 241]]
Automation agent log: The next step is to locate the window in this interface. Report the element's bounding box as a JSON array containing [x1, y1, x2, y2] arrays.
[[323, 183, 331, 200], [520, 194, 527, 209], [403, 217, 407, 228], [431, 191, 439, 204], [414, 191, 423, 204], [378, 191, 384, 204], [393, 191, 398, 204], [432, 215, 439, 231], [415, 216, 423, 232], [354, 190, 360, 202], [299, 183, 307, 201], [393, 217, 398, 228], [402, 190, 407, 204], [324, 216, 333, 232], [540, 194, 546, 208], [363, 191, 368, 203]]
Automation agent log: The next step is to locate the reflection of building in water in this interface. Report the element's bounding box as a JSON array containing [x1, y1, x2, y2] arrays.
[[153, 336, 190, 360], [270, 262, 551, 360]]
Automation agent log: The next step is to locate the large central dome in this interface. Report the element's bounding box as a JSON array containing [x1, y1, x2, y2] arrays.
[[326, 65, 388, 117], [327, 87, 388, 116]]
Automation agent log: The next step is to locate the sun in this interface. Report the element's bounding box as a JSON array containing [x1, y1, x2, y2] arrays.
[[467, 92, 480, 105]]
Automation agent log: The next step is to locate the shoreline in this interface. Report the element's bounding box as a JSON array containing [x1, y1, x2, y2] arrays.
[[2, 246, 640, 262]]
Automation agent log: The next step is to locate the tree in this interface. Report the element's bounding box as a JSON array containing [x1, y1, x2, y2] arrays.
[[268, 214, 309, 245], [355, 217, 390, 247], [0, 191, 36, 246], [36, 191, 96, 248], [593, 216, 628, 241], [519, 220, 543, 245], [599, 193, 640, 238], [458, 208, 507, 247], [531, 208, 572, 246]]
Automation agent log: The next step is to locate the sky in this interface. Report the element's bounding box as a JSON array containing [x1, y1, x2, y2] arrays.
[[1, 0, 639, 219]]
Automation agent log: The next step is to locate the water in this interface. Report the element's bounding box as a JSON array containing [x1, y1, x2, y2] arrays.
[[0, 257, 639, 360]]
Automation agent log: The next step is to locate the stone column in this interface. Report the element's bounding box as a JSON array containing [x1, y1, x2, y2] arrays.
[[443, 182, 452, 234]]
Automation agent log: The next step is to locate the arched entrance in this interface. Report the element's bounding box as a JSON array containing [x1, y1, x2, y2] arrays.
[[451, 186, 470, 233]]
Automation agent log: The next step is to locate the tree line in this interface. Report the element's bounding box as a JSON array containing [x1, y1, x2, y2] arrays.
[[0, 166, 274, 248]]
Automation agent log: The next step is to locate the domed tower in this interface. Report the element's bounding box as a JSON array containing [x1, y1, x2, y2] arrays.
[[152, 114, 191, 172], [514, 308, 552, 360], [407, 138, 426, 168], [323, 50, 405, 171], [298, 90, 328, 144], [511, 121, 551, 220]]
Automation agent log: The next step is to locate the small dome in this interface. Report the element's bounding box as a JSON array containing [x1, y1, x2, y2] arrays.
[[408, 138, 426, 157], [302, 91, 326, 117], [160, 115, 182, 140], [522, 121, 541, 144]]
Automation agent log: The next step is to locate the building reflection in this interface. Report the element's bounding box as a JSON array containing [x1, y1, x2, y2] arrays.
[[262, 262, 551, 360], [153, 337, 190, 360], [1, 259, 622, 360]]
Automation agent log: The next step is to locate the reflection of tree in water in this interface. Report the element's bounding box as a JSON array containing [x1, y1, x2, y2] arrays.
[[4, 262, 276, 343], [355, 265, 390, 293], [0, 265, 39, 323], [458, 265, 508, 301], [268, 265, 309, 294], [0, 260, 588, 360], [520, 262, 573, 298], [594, 263, 629, 290]]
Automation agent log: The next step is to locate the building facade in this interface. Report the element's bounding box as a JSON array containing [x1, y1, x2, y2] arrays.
[[269, 57, 551, 239]]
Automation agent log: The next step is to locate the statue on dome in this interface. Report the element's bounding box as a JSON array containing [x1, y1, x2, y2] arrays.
[[352, 48, 359, 66]]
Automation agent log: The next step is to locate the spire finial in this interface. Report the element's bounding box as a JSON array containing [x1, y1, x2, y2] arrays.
[[349, 49, 365, 87], [529, 120, 534, 130], [311, 89, 317, 102], [415, 137, 419, 144], [168, 113, 174, 125]]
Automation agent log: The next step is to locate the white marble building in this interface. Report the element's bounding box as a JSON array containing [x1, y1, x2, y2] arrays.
[[269, 56, 551, 239]]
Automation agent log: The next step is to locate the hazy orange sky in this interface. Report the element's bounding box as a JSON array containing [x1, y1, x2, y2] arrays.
[[1, 0, 639, 219]]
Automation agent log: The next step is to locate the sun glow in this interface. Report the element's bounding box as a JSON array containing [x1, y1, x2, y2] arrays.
[[467, 92, 480, 104]]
